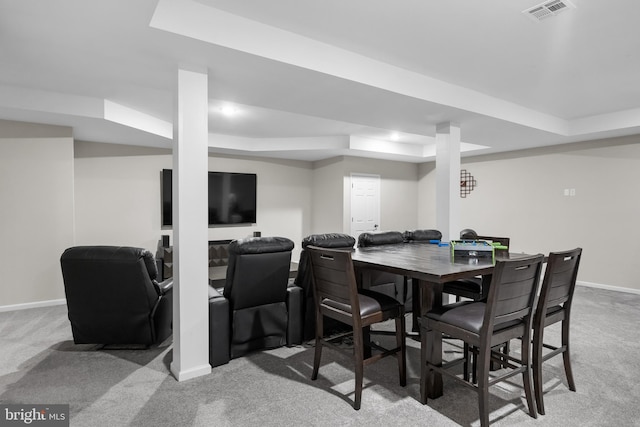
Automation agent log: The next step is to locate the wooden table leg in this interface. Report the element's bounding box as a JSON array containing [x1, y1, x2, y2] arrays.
[[411, 279, 420, 333], [419, 279, 444, 400], [359, 268, 371, 290]]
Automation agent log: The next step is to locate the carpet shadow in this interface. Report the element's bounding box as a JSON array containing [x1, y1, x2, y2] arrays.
[[0, 339, 170, 416], [53, 339, 172, 367], [420, 340, 541, 426], [246, 339, 423, 408], [130, 342, 424, 426]]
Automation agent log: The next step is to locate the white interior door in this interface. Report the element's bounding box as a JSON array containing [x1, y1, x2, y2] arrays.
[[350, 174, 380, 241]]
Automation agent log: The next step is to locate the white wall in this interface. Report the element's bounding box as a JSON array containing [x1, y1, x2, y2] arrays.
[[418, 135, 640, 291], [1, 134, 318, 308], [5, 121, 639, 307], [73, 148, 422, 263], [73, 143, 314, 260], [417, 162, 437, 228], [310, 155, 421, 236], [74, 142, 172, 251], [0, 122, 75, 307], [342, 156, 420, 234], [73, 147, 421, 263], [311, 157, 345, 234]]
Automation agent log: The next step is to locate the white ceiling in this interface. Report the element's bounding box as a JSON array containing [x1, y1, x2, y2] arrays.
[[1, 0, 639, 162]]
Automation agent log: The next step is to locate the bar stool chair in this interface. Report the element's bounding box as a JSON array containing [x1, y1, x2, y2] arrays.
[[420, 254, 544, 427], [444, 234, 512, 380], [533, 247, 582, 415], [294, 233, 357, 341], [307, 246, 406, 410]]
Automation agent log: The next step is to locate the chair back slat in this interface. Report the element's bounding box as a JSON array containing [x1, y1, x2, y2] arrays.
[[538, 248, 582, 312], [486, 255, 544, 328], [532, 247, 582, 415], [307, 247, 356, 306]]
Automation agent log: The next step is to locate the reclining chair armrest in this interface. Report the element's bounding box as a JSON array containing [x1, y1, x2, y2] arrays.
[[208, 286, 230, 367], [150, 280, 173, 345], [158, 278, 173, 294], [286, 284, 304, 346]]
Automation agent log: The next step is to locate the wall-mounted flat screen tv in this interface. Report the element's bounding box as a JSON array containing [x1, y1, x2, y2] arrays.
[[161, 169, 257, 227]]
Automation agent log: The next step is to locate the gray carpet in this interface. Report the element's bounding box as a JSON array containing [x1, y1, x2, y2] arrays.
[[1, 286, 639, 426]]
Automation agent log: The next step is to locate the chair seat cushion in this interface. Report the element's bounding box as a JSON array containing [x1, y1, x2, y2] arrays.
[[426, 301, 520, 334], [442, 278, 482, 295], [322, 289, 401, 317], [426, 301, 479, 328]]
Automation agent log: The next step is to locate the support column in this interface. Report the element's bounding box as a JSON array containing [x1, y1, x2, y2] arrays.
[[435, 122, 461, 242], [170, 68, 211, 381]]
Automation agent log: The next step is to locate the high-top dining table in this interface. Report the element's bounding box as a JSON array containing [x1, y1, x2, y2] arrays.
[[351, 241, 530, 400]]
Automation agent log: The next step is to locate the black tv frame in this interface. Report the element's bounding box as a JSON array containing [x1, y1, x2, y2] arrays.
[[161, 169, 257, 227]]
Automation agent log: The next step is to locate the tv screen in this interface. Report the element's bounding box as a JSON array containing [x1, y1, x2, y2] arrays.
[[161, 169, 257, 226]]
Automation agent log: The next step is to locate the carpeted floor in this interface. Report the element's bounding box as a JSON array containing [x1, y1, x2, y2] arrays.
[[1, 286, 639, 426]]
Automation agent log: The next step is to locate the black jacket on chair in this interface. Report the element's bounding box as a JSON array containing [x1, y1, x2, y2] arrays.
[[60, 246, 173, 346], [223, 236, 298, 358], [357, 231, 407, 308], [357, 230, 404, 247], [403, 229, 442, 242]]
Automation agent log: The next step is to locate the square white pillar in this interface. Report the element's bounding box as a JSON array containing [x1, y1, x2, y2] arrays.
[[435, 122, 461, 242], [170, 68, 211, 381]]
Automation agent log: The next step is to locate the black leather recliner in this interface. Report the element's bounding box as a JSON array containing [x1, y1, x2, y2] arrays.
[[60, 246, 173, 346], [208, 286, 230, 367], [295, 233, 357, 340], [218, 236, 302, 359]]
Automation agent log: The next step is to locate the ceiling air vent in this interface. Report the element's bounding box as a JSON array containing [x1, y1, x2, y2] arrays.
[[523, 0, 576, 22]]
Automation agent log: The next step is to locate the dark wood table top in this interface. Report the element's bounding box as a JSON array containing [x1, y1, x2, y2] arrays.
[[352, 242, 528, 283]]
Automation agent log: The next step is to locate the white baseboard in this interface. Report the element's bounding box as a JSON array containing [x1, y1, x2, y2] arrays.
[[577, 281, 640, 295], [170, 363, 212, 382], [0, 298, 66, 313]]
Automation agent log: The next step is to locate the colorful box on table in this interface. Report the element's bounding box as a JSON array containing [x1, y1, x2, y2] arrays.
[[451, 240, 495, 261]]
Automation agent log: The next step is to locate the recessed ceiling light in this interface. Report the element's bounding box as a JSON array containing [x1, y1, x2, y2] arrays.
[[390, 132, 400, 141], [218, 105, 239, 117]]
